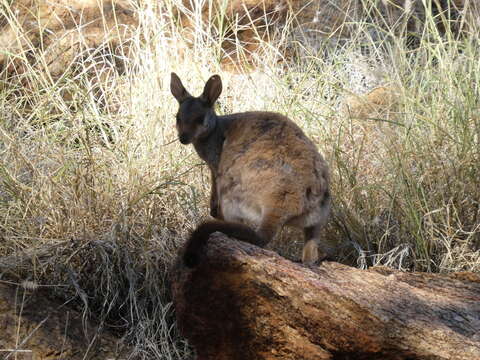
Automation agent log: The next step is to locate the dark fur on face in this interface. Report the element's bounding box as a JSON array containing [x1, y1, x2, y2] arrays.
[[176, 98, 209, 144], [171, 73, 222, 145]]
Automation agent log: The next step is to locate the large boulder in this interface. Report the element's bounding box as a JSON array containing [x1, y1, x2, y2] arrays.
[[171, 233, 480, 360]]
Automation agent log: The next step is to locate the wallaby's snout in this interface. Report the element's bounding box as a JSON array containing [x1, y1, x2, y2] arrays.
[[170, 72, 222, 145], [178, 132, 191, 145]]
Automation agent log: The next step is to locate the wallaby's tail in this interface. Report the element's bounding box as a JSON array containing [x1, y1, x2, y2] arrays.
[[183, 220, 263, 268]]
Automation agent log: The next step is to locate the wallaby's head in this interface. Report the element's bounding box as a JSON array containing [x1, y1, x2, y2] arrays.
[[170, 72, 222, 145]]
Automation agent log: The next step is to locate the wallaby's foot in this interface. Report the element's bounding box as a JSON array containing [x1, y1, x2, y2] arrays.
[[302, 239, 319, 266], [303, 256, 330, 269], [302, 240, 336, 267]]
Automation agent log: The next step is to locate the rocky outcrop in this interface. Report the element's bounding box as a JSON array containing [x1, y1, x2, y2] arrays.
[[0, 282, 128, 359], [1, 1, 478, 78], [0, 0, 137, 82], [171, 232, 480, 360], [177, 0, 479, 64]]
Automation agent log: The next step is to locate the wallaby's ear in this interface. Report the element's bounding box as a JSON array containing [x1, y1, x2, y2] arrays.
[[200, 74, 222, 107], [170, 72, 191, 103]]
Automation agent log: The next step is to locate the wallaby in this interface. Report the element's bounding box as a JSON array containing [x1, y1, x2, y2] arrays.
[[170, 72, 333, 267]]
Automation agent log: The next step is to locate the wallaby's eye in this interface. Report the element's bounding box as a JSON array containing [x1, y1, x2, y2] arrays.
[[195, 116, 204, 124]]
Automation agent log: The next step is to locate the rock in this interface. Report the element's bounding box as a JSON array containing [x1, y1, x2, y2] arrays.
[[341, 86, 399, 119], [0, 0, 137, 79], [0, 282, 129, 360], [177, 0, 478, 66], [171, 232, 480, 360], [1, 1, 477, 78]]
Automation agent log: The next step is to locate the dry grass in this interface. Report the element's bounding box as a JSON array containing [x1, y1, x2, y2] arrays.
[[0, 0, 479, 358]]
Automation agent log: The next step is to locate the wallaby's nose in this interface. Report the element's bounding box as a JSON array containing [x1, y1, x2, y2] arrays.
[[179, 133, 190, 144]]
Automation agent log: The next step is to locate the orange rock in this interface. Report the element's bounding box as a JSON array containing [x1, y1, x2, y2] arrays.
[[171, 233, 480, 360], [342, 86, 399, 119]]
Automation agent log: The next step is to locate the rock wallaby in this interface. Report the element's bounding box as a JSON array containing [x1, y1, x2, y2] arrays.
[[170, 72, 333, 267]]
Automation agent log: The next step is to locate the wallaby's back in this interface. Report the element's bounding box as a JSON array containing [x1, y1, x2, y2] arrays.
[[218, 111, 330, 229]]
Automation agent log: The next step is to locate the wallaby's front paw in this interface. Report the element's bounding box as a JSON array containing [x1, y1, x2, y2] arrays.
[[302, 240, 319, 266]]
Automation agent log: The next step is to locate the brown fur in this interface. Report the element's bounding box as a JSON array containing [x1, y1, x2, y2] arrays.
[[170, 73, 332, 266], [217, 111, 329, 228]]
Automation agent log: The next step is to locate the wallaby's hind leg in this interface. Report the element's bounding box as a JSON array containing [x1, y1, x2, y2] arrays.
[[303, 223, 334, 265], [303, 225, 320, 265], [255, 211, 285, 248]]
